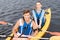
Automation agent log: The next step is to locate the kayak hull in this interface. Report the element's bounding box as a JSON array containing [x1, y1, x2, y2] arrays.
[[6, 8, 51, 40], [50, 36, 60, 40]]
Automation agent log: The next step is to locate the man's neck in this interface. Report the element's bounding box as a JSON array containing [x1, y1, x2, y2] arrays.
[[25, 19, 31, 24]]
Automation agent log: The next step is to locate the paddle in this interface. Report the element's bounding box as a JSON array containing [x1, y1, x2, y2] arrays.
[[0, 21, 14, 26], [0, 35, 32, 38], [7, 22, 14, 26], [0, 34, 49, 39], [0, 29, 50, 38], [0, 35, 13, 38]]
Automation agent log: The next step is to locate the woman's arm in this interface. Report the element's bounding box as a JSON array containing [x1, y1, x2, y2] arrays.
[[32, 21, 38, 36], [39, 10, 45, 28]]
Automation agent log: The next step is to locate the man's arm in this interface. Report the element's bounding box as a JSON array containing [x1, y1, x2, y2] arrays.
[[12, 20, 20, 37]]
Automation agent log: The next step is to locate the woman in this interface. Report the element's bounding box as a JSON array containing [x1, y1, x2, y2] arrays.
[[32, 2, 45, 30], [12, 9, 38, 40]]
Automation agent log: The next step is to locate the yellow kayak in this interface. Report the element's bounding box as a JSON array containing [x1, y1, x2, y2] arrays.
[[6, 8, 51, 40], [50, 36, 60, 40]]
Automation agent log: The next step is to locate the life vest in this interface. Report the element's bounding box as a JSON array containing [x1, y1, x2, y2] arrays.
[[18, 19, 32, 35], [32, 9, 45, 28]]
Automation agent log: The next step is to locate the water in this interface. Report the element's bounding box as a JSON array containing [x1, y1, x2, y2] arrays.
[[0, 0, 60, 40]]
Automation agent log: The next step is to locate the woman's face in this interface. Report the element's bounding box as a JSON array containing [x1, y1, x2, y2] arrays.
[[23, 13, 30, 21], [36, 2, 42, 9]]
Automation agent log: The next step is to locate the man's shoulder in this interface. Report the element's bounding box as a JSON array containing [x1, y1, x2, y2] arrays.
[[18, 18, 24, 22], [19, 18, 23, 21]]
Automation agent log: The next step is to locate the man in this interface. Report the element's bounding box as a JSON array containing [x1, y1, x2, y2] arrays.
[[13, 9, 38, 40], [32, 2, 45, 30]]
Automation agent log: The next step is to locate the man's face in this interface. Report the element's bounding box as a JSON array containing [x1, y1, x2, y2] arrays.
[[23, 13, 30, 21]]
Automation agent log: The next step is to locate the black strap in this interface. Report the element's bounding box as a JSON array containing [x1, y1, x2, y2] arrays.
[[33, 28, 38, 32]]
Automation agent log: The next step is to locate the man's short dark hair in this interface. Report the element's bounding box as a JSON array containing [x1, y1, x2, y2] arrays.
[[23, 9, 30, 15]]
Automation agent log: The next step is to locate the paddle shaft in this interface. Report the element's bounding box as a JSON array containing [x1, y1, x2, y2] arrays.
[[0, 35, 50, 40], [7, 23, 13, 26]]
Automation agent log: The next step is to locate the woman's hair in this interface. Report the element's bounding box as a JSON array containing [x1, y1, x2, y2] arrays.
[[36, 1, 42, 4], [23, 9, 30, 15], [33, 1, 42, 10]]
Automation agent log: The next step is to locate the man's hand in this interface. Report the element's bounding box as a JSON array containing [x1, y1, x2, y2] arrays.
[[21, 35, 32, 38], [14, 34, 19, 38]]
